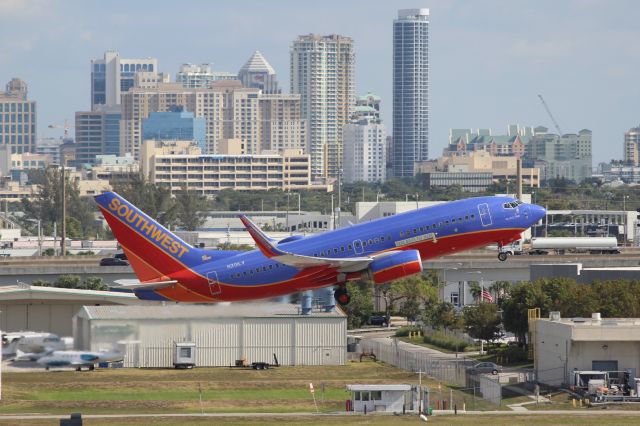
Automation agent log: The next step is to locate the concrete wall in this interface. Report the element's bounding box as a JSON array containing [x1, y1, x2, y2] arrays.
[[531, 263, 640, 284]]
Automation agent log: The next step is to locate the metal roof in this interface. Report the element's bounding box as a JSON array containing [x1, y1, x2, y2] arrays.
[[347, 384, 411, 391], [239, 51, 275, 74], [0, 284, 142, 302], [79, 303, 346, 320]]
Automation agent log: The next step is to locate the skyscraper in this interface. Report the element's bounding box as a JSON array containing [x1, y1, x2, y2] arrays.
[[0, 78, 36, 154], [342, 93, 386, 183], [238, 51, 280, 94], [393, 9, 430, 177], [291, 34, 355, 181], [624, 126, 640, 166], [91, 50, 158, 110]]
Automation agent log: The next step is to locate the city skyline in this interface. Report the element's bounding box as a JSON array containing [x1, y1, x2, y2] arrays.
[[1, 0, 639, 163]]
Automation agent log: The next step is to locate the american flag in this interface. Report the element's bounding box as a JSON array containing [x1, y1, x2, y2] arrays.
[[481, 289, 494, 303]]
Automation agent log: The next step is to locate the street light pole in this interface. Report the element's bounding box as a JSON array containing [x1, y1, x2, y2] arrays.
[[61, 163, 66, 257]]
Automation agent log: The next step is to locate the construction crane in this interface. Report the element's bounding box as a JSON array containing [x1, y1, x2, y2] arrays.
[[48, 119, 74, 139], [537, 94, 563, 135]]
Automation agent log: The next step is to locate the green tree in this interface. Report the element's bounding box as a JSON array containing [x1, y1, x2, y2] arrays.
[[344, 280, 374, 329], [469, 282, 482, 304], [463, 303, 502, 343], [81, 277, 108, 291], [489, 281, 512, 308], [429, 301, 463, 331], [175, 190, 207, 231], [53, 274, 81, 289]]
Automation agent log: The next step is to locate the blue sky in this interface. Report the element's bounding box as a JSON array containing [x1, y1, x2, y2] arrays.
[[1, 0, 639, 163]]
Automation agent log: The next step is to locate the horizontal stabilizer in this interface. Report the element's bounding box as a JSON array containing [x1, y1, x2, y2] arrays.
[[113, 279, 177, 291]]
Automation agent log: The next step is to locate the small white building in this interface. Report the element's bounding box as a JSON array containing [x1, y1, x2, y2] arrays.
[[535, 312, 640, 386], [346, 384, 415, 413], [73, 303, 346, 368]]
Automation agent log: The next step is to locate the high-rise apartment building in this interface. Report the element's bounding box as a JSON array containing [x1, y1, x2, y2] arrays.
[[624, 126, 640, 166], [393, 9, 430, 177], [75, 106, 121, 165], [290, 34, 355, 181], [176, 63, 215, 88], [342, 94, 386, 183], [259, 94, 306, 152], [238, 51, 280, 94], [91, 50, 158, 110], [0, 78, 36, 154]]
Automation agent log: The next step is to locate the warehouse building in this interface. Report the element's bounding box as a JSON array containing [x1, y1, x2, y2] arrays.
[[0, 284, 148, 336], [535, 312, 640, 386], [73, 303, 346, 368]]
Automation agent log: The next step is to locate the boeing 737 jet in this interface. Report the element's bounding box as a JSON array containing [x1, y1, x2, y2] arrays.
[[95, 192, 545, 304]]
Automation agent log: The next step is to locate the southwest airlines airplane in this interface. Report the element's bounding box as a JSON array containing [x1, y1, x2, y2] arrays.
[[95, 192, 545, 304]]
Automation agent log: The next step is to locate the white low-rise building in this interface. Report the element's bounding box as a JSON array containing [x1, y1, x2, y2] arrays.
[[535, 312, 640, 386]]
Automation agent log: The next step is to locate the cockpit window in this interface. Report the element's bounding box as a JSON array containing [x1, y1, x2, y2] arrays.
[[503, 200, 523, 209]]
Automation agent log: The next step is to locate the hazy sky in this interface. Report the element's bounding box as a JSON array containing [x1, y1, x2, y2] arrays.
[[1, 0, 639, 163]]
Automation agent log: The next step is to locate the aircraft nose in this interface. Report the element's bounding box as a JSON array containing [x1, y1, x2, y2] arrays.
[[530, 204, 546, 223]]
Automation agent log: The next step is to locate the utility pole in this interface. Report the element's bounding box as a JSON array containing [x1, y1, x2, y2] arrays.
[[60, 163, 66, 256]]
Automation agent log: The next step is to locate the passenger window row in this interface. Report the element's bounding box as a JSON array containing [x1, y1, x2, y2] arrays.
[[312, 234, 393, 257], [231, 262, 282, 279], [399, 213, 476, 237]]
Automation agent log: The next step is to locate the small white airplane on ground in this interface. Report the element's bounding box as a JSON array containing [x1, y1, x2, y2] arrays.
[[2, 332, 68, 359], [37, 349, 124, 371]]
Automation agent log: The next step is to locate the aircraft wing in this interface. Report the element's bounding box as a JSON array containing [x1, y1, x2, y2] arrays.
[[239, 215, 375, 271]]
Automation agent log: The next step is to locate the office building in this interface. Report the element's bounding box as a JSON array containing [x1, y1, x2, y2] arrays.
[[140, 140, 323, 195], [291, 34, 355, 180], [0, 78, 37, 154], [36, 137, 64, 165], [121, 78, 305, 158], [74, 106, 121, 165], [624, 126, 640, 166], [393, 9, 430, 177], [342, 93, 386, 183], [526, 127, 592, 183], [142, 108, 206, 153], [417, 151, 540, 187], [91, 50, 158, 110], [238, 51, 280, 94]]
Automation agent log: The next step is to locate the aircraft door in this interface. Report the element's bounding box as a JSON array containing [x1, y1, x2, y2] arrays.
[[207, 271, 222, 296], [353, 239, 364, 255], [478, 203, 492, 227]]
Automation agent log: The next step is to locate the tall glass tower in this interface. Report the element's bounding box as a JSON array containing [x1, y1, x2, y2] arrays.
[[393, 8, 429, 177]]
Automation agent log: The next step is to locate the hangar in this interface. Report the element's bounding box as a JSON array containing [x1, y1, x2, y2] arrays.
[[0, 283, 150, 336], [73, 303, 347, 368]]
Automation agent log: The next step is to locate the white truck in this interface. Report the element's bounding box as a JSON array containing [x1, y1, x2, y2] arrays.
[[498, 237, 620, 256], [528, 237, 620, 255]]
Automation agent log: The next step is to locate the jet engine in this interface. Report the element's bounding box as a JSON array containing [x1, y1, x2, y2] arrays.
[[368, 250, 423, 284]]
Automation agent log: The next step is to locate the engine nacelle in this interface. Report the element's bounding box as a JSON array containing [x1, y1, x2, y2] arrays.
[[368, 250, 423, 284]]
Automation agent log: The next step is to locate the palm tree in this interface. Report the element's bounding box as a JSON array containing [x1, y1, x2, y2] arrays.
[[469, 281, 482, 305], [490, 281, 512, 307]]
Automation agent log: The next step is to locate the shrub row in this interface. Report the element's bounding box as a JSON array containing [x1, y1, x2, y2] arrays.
[[423, 331, 471, 352], [395, 326, 421, 337]]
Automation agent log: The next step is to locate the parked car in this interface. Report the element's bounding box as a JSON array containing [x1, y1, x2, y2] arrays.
[[114, 252, 128, 261], [466, 362, 503, 375], [100, 257, 129, 266], [368, 315, 388, 327]]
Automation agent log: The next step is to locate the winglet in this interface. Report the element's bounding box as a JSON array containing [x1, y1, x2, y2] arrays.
[[239, 215, 285, 258]]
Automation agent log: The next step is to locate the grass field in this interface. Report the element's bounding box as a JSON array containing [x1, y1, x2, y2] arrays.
[[1, 361, 505, 415], [3, 361, 639, 425]]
